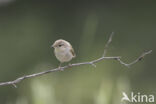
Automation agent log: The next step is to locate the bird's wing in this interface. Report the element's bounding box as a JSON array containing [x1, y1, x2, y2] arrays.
[[70, 47, 76, 58]]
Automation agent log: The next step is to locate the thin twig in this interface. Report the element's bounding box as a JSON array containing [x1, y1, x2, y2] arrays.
[[0, 33, 152, 88], [103, 32, 114, 57]]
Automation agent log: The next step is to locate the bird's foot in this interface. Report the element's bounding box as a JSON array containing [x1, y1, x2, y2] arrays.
[[58, 66, 64, 71], [68, 63, 72, 67]]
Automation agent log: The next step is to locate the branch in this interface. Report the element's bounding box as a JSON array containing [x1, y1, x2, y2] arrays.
[[103, 32, 114, 57], [0, 33, 152, 88]]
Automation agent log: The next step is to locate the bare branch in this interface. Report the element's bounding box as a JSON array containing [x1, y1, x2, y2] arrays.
[[103, 32, 114, 57], [0, 34, 152, 87], [116, 50, 152, 67]]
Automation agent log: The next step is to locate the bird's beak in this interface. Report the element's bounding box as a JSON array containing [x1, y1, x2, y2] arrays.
[[51, 44, 54, 48], [51, 44, 56, 48]]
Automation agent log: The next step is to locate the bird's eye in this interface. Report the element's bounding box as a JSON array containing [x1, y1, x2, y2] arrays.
[[58, 45, 62, 47]]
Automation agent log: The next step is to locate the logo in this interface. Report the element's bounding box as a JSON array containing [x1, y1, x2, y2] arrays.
[[121, 92, 155, 103]]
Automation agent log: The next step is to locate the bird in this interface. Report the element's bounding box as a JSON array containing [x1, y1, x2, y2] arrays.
[[51, 39, 76, 70]]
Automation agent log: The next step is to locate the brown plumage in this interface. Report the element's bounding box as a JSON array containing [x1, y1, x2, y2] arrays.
[[52, 39, 76, 64]]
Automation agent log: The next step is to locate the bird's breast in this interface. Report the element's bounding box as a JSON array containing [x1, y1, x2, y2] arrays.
[[54, 48, 73, 63]]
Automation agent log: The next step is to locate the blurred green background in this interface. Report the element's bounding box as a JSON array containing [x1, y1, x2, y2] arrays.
[[0, 0, 155, 104]]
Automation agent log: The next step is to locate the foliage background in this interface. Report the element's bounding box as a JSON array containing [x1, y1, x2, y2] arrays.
[[0, 0, 155, 104]]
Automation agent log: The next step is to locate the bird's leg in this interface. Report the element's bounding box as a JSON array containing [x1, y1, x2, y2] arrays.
[[68, 63, 72, 67], [58, 62, 64, 71], [59, 62, 62, 67]]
